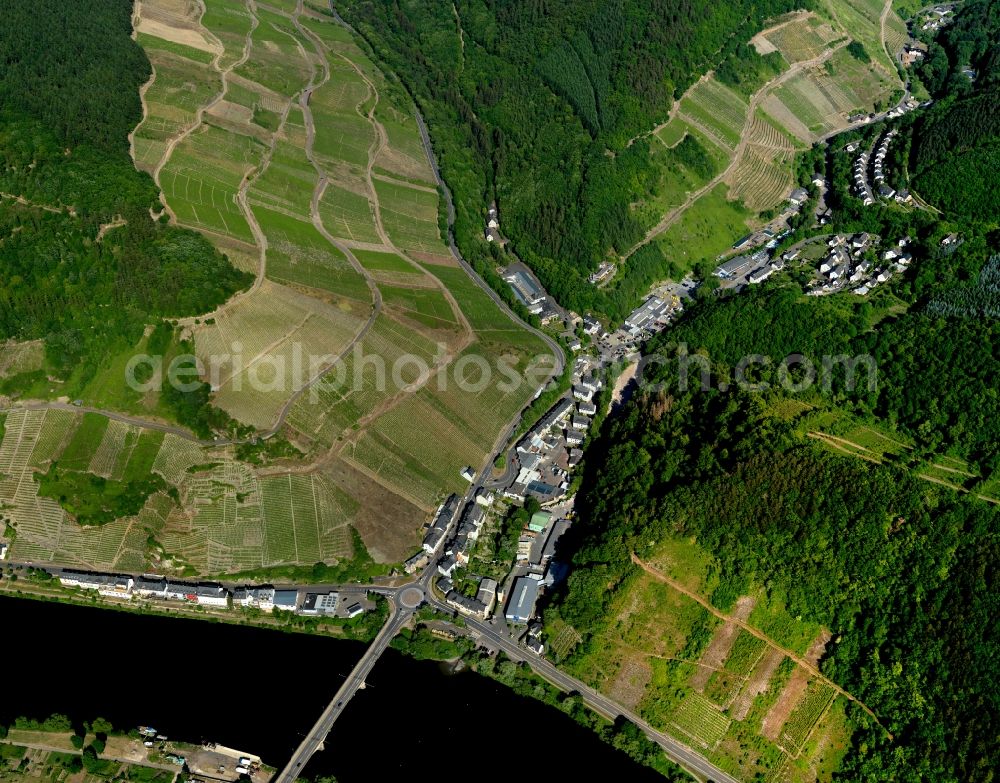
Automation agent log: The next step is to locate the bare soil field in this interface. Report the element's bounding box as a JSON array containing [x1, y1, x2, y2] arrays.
[[135, 15, 220, 54]]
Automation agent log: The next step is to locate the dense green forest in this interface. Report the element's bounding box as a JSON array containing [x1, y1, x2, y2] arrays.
[[337, 0, 805, 319], [0, 1, 251, 390], [652, 237, 1000, 465], [908, 0, 1000, 218], [910, 87, 1000, 220], [547, 352, 998, 780]]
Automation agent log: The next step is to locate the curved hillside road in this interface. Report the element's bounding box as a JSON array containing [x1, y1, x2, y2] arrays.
[[484, 438, 520, 488], [0, 402, 216, 446], [326, 1, 565, 379], [410, 109, 565, 377], [879, 0, 894, 64], [328, 0, 565, 483]]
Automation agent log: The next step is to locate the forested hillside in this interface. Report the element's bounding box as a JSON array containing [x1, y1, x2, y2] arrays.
[[909, 0, 1000, 219], [542, 191, 1000, 777], [338, 0, 805, 319], [660, 235, 1000, 467], [0, 1, 251, 385], [550, 380, 997, 781]]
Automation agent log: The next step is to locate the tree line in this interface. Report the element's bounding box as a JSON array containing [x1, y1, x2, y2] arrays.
[[0, 0, 251, 412]]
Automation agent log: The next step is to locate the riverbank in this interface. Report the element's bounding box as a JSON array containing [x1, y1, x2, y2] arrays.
[[0, 723, 274, 783], [0, 593, 666, 782], [0, 568, 386, 643]]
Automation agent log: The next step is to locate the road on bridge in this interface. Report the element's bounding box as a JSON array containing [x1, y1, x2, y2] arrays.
[[271, 599, 413, 783]]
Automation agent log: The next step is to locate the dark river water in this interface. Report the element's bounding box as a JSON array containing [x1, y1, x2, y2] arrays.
[[0, 595, 661, 781]]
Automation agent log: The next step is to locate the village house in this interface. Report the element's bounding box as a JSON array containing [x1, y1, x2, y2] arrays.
[[788, 187, 809, 206], [713, 254, 755, 280]]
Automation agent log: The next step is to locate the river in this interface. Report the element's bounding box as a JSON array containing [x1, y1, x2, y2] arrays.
[[0, 595, 662, 781]]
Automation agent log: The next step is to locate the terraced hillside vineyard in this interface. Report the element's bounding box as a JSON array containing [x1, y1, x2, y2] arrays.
[[0, 0, 556, 574]]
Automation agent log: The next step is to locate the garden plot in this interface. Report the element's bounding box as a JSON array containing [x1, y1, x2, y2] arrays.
[[258, 473, 357, 565], [201, 0, 254, 70], [762, 631, 832, 743], [727, 113, 801, 212], [88, 419, 137, 479], [730, 647, 786, 721], [193, 279, 366, 428], [676, 78, 748, 152], [353, 248, 425, 278], [690, 596, 757, 690], [427, 266, 524, 332], [777, 682, 837, 757], [825, 0, 903, 74], [318, 180, 382, 245], [310, 59, 375, 169], [163, 458, 264, 573], [133, 48, 221, 173], [704, 630, 769, 708], [152, 434, 210, 485], [247, 138, 317, 218], [669, 692, 732, 749], [257, 207, 372, 301], [319, 454, 424, 563], [379, 284, 458, 330], [135, 0, 221, 56], [373, 178, 445, 254], [286, 312, 439, 447]]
